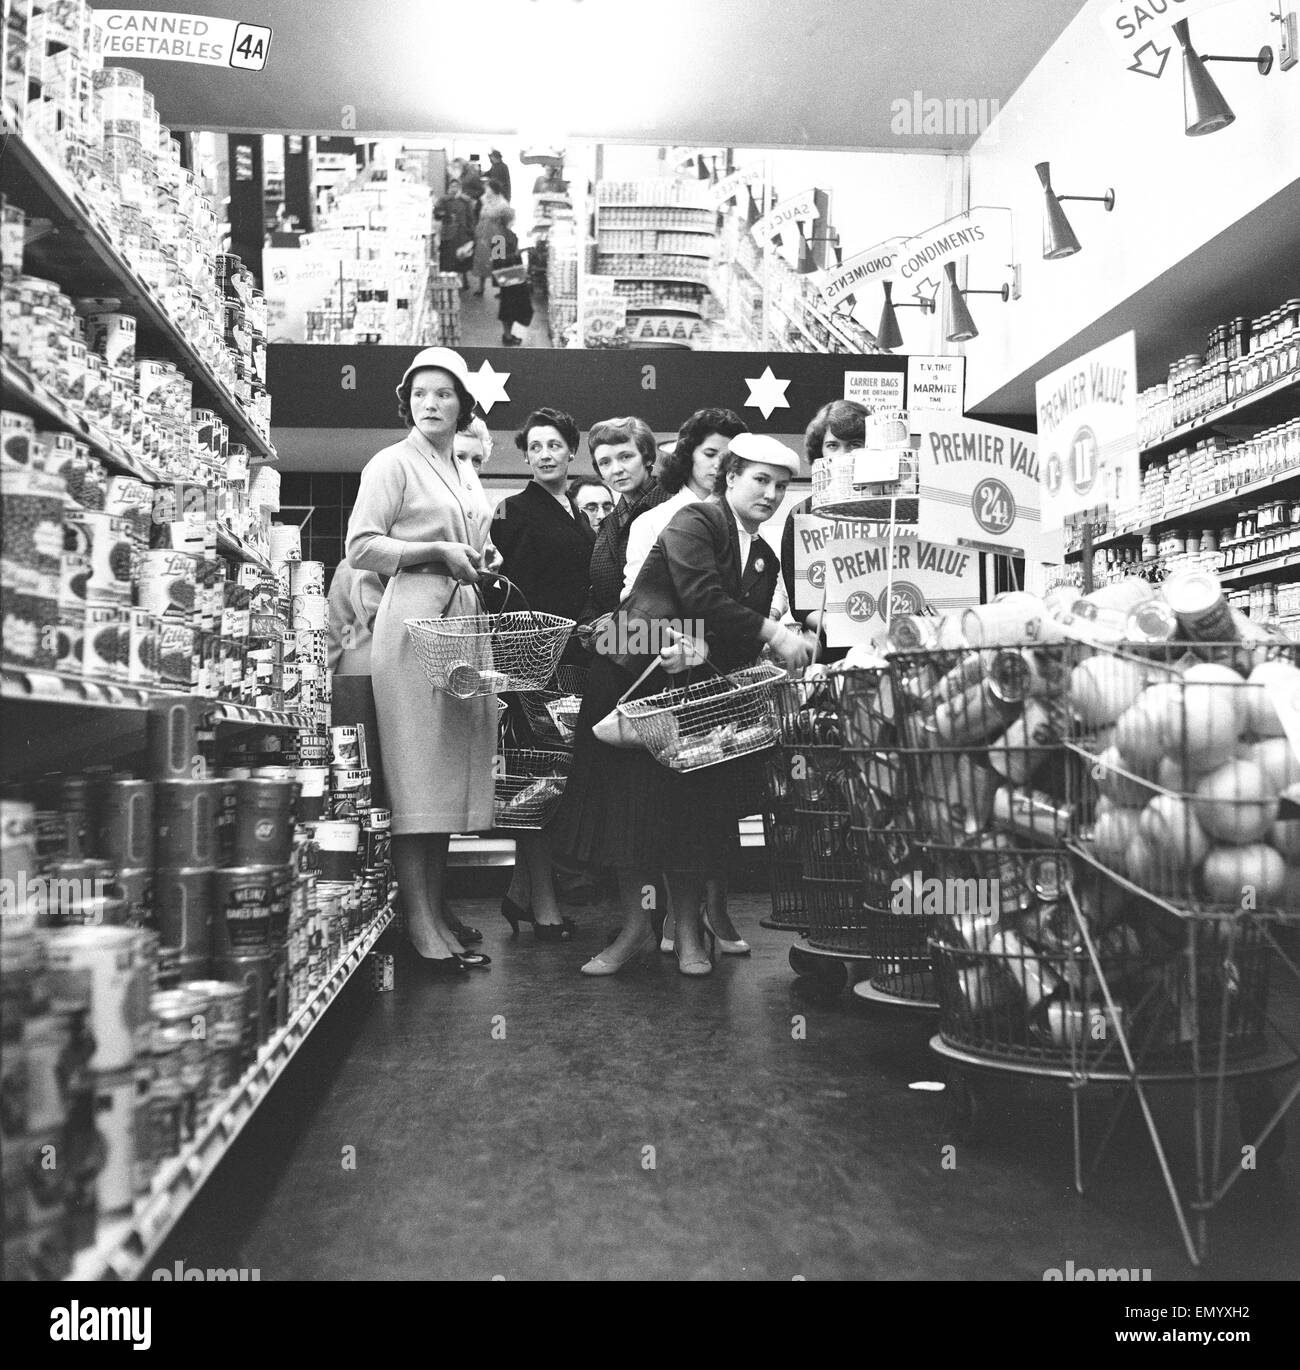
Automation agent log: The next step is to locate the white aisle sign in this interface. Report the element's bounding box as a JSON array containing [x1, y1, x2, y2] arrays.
[[1035, 330, 1140, 533], [94, 11, 272, 69], [914, 415, 1052, 558], [1098, 0, 1233, 76], [820, 534, 981, 647], [844, 371, 904, 410], [907, 355, 965, 413], [790, 513, 916, 613]]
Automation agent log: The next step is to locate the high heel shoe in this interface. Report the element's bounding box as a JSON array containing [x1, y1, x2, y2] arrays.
[[412, 950, 469, 977], [703, 915, 750, 957], [674, 932, 714, 978], [659, 912, 675, 955], [454, 950, 491, 970], [580, 931, 655, 976], [501, 895, 531, 936], [533, 920, 573, 943], [446, 919, 483, 945]]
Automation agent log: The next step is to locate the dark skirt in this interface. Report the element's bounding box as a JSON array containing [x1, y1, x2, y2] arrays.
[[547, 654, 758, 874], [497, 282, 535, 329]]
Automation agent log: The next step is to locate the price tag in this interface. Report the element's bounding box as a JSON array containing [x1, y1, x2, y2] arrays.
[[853, 450, 901, 485], [1266, 678, 1300, 766]]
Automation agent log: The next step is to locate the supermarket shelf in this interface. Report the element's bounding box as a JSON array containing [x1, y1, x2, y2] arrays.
[[1219, 549, 1300, 586], [0, 354, 167, 485], [623, 303, 704, 316], [1, 667, 310, 728], [1141, 372, 1300, 460], [67, 906, 395, 1282], [595, 201, 715, 212], [1064, 466, 1300, 557], [607, 274, 710, 286], [599, 244, 716, 260], [0, 113, 276, 464], [215, 525, 271, 570]]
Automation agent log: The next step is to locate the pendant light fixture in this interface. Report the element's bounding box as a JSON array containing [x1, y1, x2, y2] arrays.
[[943, 261, 1010, 343], [1172, 18, 1273, 137], [1035, 162, 1115, 260], [875, 279, 936, 353]]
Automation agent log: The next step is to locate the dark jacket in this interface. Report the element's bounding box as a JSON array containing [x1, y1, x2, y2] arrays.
[[491, 480, 593, 620], [604, 499, 777, 676], [584, 476, 672, 621]]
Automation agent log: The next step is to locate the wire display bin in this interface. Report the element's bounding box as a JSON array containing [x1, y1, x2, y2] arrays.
[[836, 665, 935, 1006], [892, 623, 1300, 1265], [760, 748, 808, 932]]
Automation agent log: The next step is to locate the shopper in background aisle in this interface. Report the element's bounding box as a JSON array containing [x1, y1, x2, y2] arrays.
[[621, 409, 754, 957], [471, 178, 512, 298], [345, 347, 502, 974], [779, 399, 872, 665], [326, 561, 389, 808], [491, 408, 593, 944], [491, 205, 534, 347], [551, 434, 814, 976], [568, 476, 614, 532], [455, 416, 493, 475], [433, 177, 476, 288], [454, 156, 484, 213], [580, 416, 672, 628], [487, 149, 512, 203]]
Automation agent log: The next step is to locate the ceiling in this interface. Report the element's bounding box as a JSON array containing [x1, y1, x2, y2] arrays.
[[104, 0, 1086, 150]]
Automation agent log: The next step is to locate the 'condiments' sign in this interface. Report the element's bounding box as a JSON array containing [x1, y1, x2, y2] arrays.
[[93, 10, 272, 69], [819, 237, 909, 308]]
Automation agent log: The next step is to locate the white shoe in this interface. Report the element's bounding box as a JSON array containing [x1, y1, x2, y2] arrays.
[[659, 912, 675, 954], [704, 915, 750, 956]]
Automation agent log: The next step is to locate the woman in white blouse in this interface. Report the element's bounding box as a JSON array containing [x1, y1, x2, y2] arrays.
[[621, 408, 748, 601]]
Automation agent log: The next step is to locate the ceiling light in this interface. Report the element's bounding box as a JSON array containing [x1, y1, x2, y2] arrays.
[[875, 279, 935, 353], [1172, 18, 1274, 137], [1035, 161, 1115, 260]]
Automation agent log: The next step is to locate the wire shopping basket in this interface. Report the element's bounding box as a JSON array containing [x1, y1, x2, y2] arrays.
[[617, 661, 787, 773], [493, 748, 571, 830], [406, 575, 574, 697], [517, 665, 588, 749]]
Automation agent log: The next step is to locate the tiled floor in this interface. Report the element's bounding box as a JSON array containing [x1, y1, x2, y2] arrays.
[[153, 891, 1299, 1282]]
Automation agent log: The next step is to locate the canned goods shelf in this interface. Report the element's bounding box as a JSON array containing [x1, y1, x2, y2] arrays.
[[0, 354, 167, 485], [215, 525, 271, 571], [1, 667, 310, 730], [1141, 371, 1300, 461], [1067, 466, 1300, 556], [0, 112, 276, 465], [1219, 548, 1300, 586], [66, 904, 395, 1282]]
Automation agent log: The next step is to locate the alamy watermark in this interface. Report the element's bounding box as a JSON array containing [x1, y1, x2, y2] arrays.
[[890, 90, 1000, 142], [590, 617, 706, 659], [2, 874, 114, 921], [890, 872, 1000, 919], [151, 1260, 262, 1281]]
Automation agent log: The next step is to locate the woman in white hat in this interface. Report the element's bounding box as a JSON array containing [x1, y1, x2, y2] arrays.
[[550, 432, 815, 977], [346, 348, 501, 974]]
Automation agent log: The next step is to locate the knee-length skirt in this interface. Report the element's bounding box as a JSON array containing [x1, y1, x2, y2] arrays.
[[547, 654, 762, 874]]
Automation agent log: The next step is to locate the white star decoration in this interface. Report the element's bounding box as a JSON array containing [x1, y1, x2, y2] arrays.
[[465, 360, 511, 414], [743, 366, 791, 421]]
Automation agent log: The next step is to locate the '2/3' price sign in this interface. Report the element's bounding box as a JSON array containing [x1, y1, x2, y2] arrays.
[[95, 12, 273, 70]]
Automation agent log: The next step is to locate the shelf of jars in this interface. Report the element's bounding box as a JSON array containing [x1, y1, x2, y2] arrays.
[[1, 666, 312, 728], [66, 904, 395, 1282], [1063, 464, 1300, 557], [1139, 364, 1298, 461], [1, 112, 276, 464]]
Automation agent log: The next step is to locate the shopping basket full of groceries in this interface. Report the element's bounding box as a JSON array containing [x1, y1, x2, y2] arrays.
[[617, 660, 787, 772], [406, 575, 574, 698]]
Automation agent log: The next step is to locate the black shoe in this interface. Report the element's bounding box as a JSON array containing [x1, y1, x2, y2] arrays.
[[533, 920, 573, 943], [414, 952, 469, 977], [447, 919, 483, 945], [501, 894, 533, 936], [455, 951, 492, 970]]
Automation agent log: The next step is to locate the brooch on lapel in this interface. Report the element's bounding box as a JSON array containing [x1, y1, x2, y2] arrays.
[[753, 558, 765, 573]]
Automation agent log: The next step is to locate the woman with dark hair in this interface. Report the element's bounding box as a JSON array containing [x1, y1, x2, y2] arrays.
[[779, 398, 872, 660], [491, 407, 593, 942], [622, 407, 747, 600], [567, 477, 614, 532], [550, 433, 815, 977], [581, 415, 672, 625], [345, 347, 503, 974]]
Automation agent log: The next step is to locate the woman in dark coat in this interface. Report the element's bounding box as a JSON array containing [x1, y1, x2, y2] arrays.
[[491, 408, 594, 943], [550, 434, 815, 977]]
